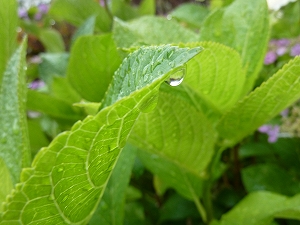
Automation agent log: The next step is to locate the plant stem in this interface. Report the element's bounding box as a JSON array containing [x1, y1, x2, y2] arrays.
[[193, 192, 207, 223]]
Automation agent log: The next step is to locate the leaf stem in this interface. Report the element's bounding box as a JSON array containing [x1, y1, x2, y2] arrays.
[[193, 194, 207, 223]]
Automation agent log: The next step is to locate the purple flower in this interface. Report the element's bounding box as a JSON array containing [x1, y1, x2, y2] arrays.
[[29, 79, 45, 89], [258, 125, 280, 143], [38, 3, 49, 14], [290, 44, 300, 57], [276, 39, 290, 47], [276, 47, 287, 56], [18, 7, 28, 19], [264, 51, 277, 65], [280, 109, 289, 117]]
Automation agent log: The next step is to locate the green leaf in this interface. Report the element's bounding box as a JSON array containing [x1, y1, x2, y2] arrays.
[[27, 89, 84, 123], [200, 0, 269, 92], [0, 38, 30, 185], [130, 88, 217, 199], [39, 53, 69, 84], [0, 159, 13, 213], [51, 77, 81, 105], [181, 42, 245, 112], [271, 1, 300, 38], [159, 193, 199, 222], [170, 3, 209, 28], [113, 16, 199, 48], [89, 144, 137, 225], [242, 163, 300, 196], [219, 191, 300, 225], [38, 28, 65, 53], [138, 0, 155, 16], [0, 45, 200, 224], [217, 56, 300, 146], [0, 0, 18, 84], [110, 0, 155, 21], [67, 34, 121, 102], [71, 16, 96, 46], [49, 0, 112, 32]]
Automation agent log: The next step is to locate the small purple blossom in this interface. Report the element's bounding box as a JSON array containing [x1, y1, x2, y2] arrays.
[[280, 109, 289, 117], [38, 3, 49, 14], [29, 79, 45, 89], [276, 47, 287, 56], [276, 39, 290, 47], [258, 125, 280, 143], [290, 44, 300, 57], [264, 51, 277, 65], [18, 7, 28, 19]]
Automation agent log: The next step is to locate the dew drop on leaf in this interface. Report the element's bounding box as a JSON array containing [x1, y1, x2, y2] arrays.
[[57, 167, 64, 173], [165, 65, 186, 87]]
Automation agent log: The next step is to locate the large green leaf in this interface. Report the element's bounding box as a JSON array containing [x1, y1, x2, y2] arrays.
[[130, 87, 216, 201], [181, 42, 245, 113], [113, 16, 199, 48], [49, 0, 112, 32], [0, 38, 30, 186], [0, 45, 200, 224], [220, 191, 300, 225], [200, 0, 269, 92], [0, 0, 18, 84], [89, 144, 137, 225], [217, 56, 300, 146], [67, 34, 121, 102]]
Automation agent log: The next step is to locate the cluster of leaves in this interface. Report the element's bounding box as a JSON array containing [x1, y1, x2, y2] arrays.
[[1, 0, 300, 224]]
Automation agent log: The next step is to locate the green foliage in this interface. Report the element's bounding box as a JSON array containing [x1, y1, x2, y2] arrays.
[[200, 0, 270, 92], [0, 45, 200, 224], [1, 0, 300, 224], [0, 0, 18, 85]]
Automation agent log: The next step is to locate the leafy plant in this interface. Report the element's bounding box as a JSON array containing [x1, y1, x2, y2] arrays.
[[1, 0, 300, 224]]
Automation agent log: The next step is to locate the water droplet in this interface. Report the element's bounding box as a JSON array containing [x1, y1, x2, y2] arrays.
[[139, 93, 159, 113], [57, 167, 64, 173], [165, 65, 186, 87], [16, 183, 22, 191], [166, 14, 173, 20], [62, 195, 69, 202], [168, 61, 175, 68], [12, 119, 19, 135]]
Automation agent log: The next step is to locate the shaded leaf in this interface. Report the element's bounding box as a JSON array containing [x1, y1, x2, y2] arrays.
[[242, 163, 300, 196], [220, 191, 300, 225]]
